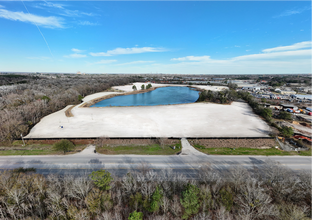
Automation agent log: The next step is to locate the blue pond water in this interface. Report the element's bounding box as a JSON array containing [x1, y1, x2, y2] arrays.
[[91, 86, 199, 107]]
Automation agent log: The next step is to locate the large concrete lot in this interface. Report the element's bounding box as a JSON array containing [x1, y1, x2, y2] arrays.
[[25, 86, 271, 138]]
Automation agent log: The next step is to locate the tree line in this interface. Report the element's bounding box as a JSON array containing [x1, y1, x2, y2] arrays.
[[0, 159, 310, 219], [0, 75, 141, 144]]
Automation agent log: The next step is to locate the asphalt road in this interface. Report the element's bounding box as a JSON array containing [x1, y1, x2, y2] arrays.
[[0, 152, 310, 178]]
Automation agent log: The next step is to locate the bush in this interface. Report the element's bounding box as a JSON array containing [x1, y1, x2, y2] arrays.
[[53, 139, 75, 154], [89, 169, 113, 191], [280, 126, 294, 138], [128, 210, 143, 220], [180, 184, 201, 219], [141, 84, 145, 90], [260, 108, 272, 120], [279, 111, 292, 120]]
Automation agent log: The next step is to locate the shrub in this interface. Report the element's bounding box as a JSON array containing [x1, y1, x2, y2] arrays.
[[280, 126, 294, 138], [180, 184, 201, 219], [279, 111, 292, 120], [128, 210, 143, 220], [53, 139, 75, 154], [89, 169, 113, 191]]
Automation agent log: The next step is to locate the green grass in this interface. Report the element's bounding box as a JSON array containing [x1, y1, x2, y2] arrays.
[[194, 144, 311, 156], [96, 143, 181, 155], [0, 142, 87, 156]]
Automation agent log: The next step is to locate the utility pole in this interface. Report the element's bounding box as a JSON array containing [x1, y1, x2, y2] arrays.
[[21, 134, 25, 146]]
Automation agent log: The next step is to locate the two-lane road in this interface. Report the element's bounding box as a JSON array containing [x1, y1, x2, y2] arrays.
[[0, 151, 310, 177]]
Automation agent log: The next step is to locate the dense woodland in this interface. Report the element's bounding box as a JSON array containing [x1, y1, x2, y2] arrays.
[[0, 74, 140, 143], [0, 160, 310, 219]]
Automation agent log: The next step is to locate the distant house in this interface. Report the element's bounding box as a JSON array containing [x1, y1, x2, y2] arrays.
[[280, 104, 298, 110], [280, 90, 296, 95], [242, 86, 261, 91]]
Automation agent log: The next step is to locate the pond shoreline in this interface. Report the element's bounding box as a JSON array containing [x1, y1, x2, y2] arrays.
[[80, 85, 201, 108]]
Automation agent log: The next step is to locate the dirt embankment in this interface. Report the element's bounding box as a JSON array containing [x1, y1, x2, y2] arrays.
[[95, 138, 180, 147], [25, 139, 95, 145], [25, 138, 180, 147], [188, 138, 276, 149]]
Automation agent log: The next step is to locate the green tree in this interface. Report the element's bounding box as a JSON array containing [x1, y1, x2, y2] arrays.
[[180, 184, 201, 219], [261, 98, 266, 103], [280, 126, 294, 138], [141, 84, 145, 90], [261, 108, 272, 120], [89, 170, 113, 191], [41, 95, 51, 103], [128, 210, 143, 220], [219, 187, 234, 211], [78, 95, 84, 102], [146, 83, 152, 89], [279, 111, 292, 120], [149, 186, 163, 213], [132, 85, 137, 91], [53, 139, 75, 154]]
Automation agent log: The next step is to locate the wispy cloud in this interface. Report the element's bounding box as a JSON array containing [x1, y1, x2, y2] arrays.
[[40, 2, 65, 9], [78, 20, 98, 26], [117, 60, 155, 66], [90, 47, 167, 57], [0, 8, 64, 28], [274, 6, 310, 18], [64, 54, 87, 58], [171, 41, 311, 64], [262, 41, 311, 53], [36, 1, 96, 17], [0, 5, 4, 9], [171, 56, 211, 62], [71, 48, 84, 53]]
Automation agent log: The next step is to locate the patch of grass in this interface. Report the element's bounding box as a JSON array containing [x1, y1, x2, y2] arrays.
[[194, 145, 311, 156], [96, 144, 181, 155], [0, 143, 87, 156]]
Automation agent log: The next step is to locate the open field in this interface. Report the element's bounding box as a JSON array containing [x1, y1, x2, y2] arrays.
[[25, 101, 271, 138]]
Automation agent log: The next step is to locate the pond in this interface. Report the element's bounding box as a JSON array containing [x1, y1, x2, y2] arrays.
[[90, 86, 200, 107]]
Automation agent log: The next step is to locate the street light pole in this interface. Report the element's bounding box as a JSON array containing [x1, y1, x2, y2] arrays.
[[21, 134, 25, 146]]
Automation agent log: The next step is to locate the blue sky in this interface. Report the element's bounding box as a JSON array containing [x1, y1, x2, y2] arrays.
[[0, 1, 311, 74]]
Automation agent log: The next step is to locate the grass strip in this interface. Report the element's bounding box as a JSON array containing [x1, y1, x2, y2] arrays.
[[194, 144, 311, 156], [96, 143, 181, 155]]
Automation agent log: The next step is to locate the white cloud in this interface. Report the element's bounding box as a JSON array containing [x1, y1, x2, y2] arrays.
[[36, 2, 95, 17], [71, 48, 84, 53], [171, 56, 211, 62], [90, 47, 166, 56], [40, 2, 65, 9], [274, 6, 310, 18], [0, 5, 4, 8], [171, 41, 311, 63], [117, 60, 155, 66], [64, 54, 87, 58], [262, 41, 312, 53], [78, 21, 98, 26], [0, 8, 64, 28]]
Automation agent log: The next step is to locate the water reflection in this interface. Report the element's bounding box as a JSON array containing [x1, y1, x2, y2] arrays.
[[91, 86, 200, 107]]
